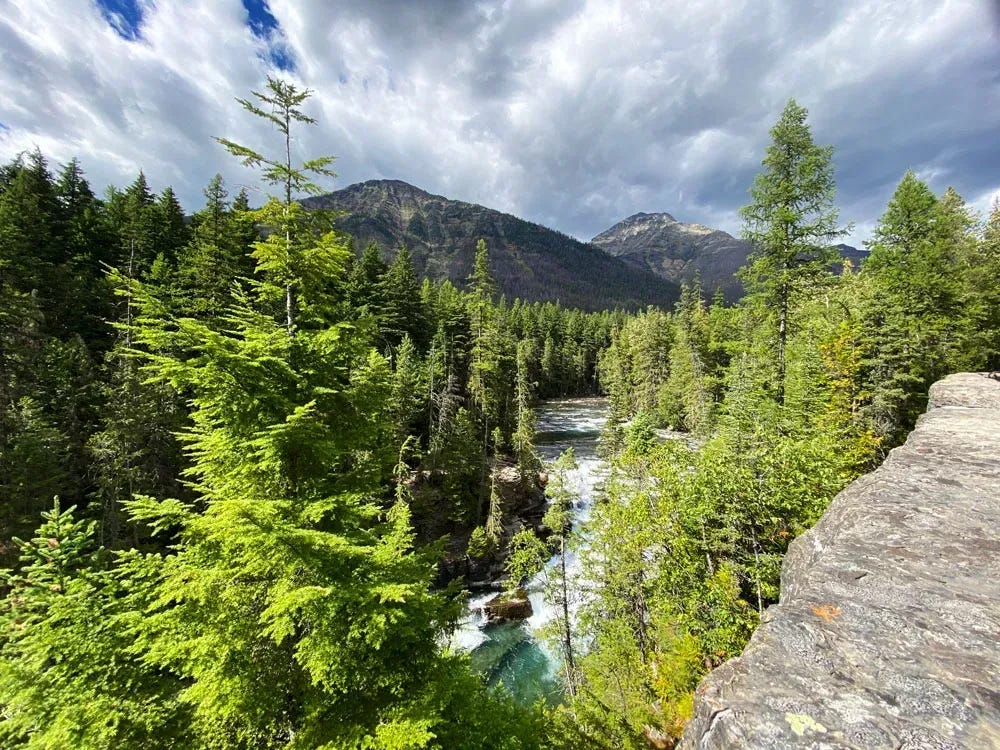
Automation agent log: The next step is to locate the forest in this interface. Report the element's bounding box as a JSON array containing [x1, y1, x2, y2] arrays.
[[1, 79, 998, 749]]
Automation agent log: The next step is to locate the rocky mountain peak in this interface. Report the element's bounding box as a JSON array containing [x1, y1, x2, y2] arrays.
[[592, 211, 752, 298], [338, 178, 436, 204], [303, 181, 680, 311]]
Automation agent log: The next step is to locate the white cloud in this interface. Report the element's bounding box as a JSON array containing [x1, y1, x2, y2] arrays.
[[0, 0, 996, 247]]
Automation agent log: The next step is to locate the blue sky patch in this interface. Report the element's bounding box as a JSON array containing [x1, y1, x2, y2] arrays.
[[95, 0, 144, 41], [242, 0, 295, 71], [243, 0, 279, 38]]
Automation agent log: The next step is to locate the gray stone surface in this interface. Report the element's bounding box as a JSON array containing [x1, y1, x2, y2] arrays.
[[681, 373, 1000, 749]]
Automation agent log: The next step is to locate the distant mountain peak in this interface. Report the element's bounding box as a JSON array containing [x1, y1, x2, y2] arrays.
[[593, 212, 867, 299], [591, 212, 750, 298], [303, 181, 680, 311], [343, 178, 435, 199], [622, 211, 678, 223]]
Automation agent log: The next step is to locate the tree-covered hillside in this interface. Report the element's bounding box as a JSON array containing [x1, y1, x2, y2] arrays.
[[0, 84, 997, 749], [305, 179, 681, 311]]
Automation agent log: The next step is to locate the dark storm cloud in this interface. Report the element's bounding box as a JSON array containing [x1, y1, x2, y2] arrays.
[[1, 0, 997, 246]]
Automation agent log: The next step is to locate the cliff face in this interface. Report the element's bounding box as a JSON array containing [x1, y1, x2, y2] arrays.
[[681, 372, 1000, 749]]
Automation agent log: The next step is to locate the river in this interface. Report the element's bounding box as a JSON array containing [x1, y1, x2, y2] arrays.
[[449, 397, 609, 705]]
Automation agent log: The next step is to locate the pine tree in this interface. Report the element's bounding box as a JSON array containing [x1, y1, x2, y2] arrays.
[[54, 158, 113, 347], [974, 201, 1000, 369], [347, 240, 388, 315], [0, 501, 189, 747], [118, 172, 160, 274], [216, 77, 337, 335], [115, 78, 510, 747], [512, 338, 538, 474], [739, 99, 847, 403], [175, 174, 254, 321], [378, 245, 429, 350], [155, 186, 190, 265], [861, 172, 972, 439]]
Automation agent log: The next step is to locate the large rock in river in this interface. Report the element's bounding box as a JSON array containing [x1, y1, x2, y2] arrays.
[[483, 590, 534, 622], [681, 372, 1000, 749]]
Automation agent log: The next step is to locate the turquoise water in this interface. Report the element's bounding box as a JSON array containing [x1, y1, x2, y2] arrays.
[[455, 398, 608, 704]]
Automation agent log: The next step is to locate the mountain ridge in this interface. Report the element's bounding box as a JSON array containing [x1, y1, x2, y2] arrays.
[[593, 211, 867, 298], [306, 180, 865, 308], [592, 211, 754, 299], [304, 179, 682, 311]]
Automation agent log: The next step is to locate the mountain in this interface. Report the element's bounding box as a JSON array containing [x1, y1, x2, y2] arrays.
[[304, 180, 680, 311], [591, 213, 866, 299], [590, 212, 751, 299], [835, 243, 870, 271]]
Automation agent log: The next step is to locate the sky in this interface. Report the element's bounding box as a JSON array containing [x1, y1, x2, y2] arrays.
[[1, 0, 999, 247]]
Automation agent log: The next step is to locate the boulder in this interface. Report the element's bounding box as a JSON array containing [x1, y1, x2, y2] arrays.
[[483, 590, 534, 622]]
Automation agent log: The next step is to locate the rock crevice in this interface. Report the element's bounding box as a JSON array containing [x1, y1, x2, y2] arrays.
[[681, 372, 1000, 749]]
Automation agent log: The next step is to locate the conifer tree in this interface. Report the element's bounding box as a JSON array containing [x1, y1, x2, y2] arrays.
[[176, 174, 255, 321], [117, 78, 511, 747], [155, 186, 190, 264], [861, 172, 973, 439], [216, 77, 336, 334], [378, 245, 429, 350], [975, 200, 1000, 369], [347, 240, 388, 314], [740, 99, 847, 403], [0, 501, 189, 747]]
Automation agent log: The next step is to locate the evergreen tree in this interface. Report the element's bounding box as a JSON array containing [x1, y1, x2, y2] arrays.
[[974, 200, 1000, 369], [155, 186, 190, 265], [861, 172, 973, 440], [378, 245, 429, 350], [0, 501, 188, 748], [176, 174, 254, 321], [112, 78, 525, 747], [216, 77, 337, 335], [347, 240, 388, 314], [739, 99, 847, 403]]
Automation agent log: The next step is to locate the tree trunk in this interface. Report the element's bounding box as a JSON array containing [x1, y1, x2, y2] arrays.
[[777, 281, 788, 404], [559, 537, 577, 698]]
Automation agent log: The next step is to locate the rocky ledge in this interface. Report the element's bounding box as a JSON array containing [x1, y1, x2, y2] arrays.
[[681, 373, 1000, 749]]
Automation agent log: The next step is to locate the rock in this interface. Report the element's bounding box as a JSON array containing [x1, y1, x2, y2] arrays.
[[592, 212, 752, 300], [681, 372, 1000, 749], [483, 590, 534, 622]]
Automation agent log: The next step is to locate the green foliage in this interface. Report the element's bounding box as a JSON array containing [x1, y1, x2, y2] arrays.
[[1, 85, 995, 750], [739, 99, 847, 403], [0, 502, 188, 749], [860, 172, 981, 441]]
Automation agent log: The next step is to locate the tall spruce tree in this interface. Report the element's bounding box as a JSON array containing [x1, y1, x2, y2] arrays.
[[739, 99, 847, 403], [115, 78, 524, 748]]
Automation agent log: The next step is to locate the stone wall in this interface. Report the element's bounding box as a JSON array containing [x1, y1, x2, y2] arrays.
[[681, 373, 1000, 749]]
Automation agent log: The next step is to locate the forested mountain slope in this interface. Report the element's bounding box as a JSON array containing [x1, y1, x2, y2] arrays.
[[304, 179, 681, 310]]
